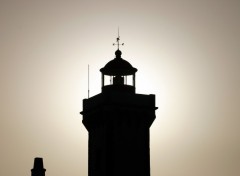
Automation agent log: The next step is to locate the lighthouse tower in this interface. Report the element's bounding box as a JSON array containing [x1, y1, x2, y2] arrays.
[[81, 36, 157, 176], [31, 158, 46, 176]]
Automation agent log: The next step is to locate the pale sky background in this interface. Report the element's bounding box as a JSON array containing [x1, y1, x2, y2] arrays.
[[0, 0, 240, 176]]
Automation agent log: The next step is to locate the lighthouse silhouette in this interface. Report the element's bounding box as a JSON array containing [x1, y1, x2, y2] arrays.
[[31, 157, 46, 176], [81, 36, 157, 176]]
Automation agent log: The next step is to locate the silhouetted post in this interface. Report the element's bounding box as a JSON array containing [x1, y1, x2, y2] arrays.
[[31, 158, 46, 176], [81, 36, 157, 176]]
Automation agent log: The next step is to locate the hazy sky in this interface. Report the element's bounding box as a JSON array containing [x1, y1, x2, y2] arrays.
[[0, 0, 240, 176]]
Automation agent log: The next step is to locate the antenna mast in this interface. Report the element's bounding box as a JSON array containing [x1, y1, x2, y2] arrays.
[[88, 64, 90, 98]]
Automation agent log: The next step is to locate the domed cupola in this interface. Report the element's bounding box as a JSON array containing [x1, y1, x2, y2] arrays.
[[100, 36, 137, 93]]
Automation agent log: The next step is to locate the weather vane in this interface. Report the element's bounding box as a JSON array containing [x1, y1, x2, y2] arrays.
[[113, 28, 124, 50]]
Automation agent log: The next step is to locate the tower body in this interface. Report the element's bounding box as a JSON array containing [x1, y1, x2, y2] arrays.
[[81, 49, 157, 176], [31, 158, 46, 176]]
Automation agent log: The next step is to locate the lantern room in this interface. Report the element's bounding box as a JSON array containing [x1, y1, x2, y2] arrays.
[[100, 49, 137, 93]]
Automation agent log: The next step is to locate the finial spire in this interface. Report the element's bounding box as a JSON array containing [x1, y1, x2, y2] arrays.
[[113, 27, 124, 50]]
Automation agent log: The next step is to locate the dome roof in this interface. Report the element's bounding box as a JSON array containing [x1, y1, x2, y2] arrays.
[[100, 50, 137, 76]]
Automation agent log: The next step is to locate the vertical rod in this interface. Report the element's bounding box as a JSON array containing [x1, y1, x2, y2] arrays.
[[102, 73, 104, 87], [118, 27, 119, 50], [133, 74, 135, 87], [118, 27, 119, 38], [88, 64, 89, 98]]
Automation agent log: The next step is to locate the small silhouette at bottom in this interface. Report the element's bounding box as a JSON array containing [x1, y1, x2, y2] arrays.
[[31, 157, 46, 176]]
